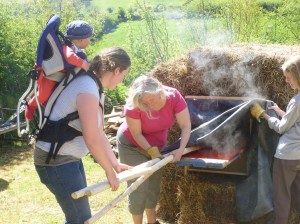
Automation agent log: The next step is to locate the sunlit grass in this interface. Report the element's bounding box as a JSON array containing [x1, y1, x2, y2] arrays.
[[92, 0, 283, 11], [92, 0, 185, 11], [0, 144, 140, 224], [90, 16, 225, 59]]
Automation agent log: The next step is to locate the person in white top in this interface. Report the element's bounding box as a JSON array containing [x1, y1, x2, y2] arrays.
[[250, 55, 300, 224], [34, 46, 131, 224]]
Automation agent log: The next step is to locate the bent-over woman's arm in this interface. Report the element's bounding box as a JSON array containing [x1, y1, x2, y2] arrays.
[[126, 117, 152, 151], [170, 107, 191, 162]]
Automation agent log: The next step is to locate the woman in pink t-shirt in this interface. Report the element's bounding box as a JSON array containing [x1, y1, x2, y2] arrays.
[[117, 75, 191, 224]]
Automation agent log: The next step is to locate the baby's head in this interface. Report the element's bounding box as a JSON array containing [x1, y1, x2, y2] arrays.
[[65, 20, 93, 48]]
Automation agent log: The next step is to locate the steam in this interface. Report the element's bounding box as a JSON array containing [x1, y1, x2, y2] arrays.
[[190, 49, 265, 98], [208, 122, 244, 156], [161, 9, 266, 99], [186, 50, 262, 156], [157, 9, 264, 157]]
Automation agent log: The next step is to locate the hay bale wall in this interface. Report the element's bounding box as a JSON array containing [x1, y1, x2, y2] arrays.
[[153, 44, 300, 108], [153, 44, 300, 224]]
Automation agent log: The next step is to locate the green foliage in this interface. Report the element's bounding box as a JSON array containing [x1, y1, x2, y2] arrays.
[[126, 6, 142, 20], [92, 0, 185, 11], [117, 7, 128, 22], [274, 0, 300, 43], [0, 0, 85, 106], [182, 0, 296, 45], [219, 0, 264, 42], [137, 1, 171, 62], [0, 0, 299, 111], [104, 84, 128, 113], [0, 0, 123, 109], [0, 2, 35, 106], [123, 0, 183, 86], [183, 0, 283, 11]]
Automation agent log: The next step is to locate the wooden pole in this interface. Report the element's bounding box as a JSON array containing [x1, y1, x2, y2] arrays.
[[84, 174, 152, 224], [72, 158, 161, 199], [73, 156, 173, 199], [72, 147, 201, 199], [89, 155, 173, 197], [103, 112, 123, 119], [74, 147, 203, 223]]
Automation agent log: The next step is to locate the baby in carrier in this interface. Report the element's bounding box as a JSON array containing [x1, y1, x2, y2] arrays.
[[25, 20, 94, 120]]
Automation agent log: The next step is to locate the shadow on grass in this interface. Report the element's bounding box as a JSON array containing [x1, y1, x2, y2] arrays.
[[0, 142, 32, 167], [0, 178, 9, 191]]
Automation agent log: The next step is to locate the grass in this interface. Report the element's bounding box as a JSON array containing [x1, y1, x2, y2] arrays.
[[0, 142, 140, 224], [90, 16, 225, 59], [92, 0, 284, 11], [90, 23, 132, 56], [92, 0, 185, 11]]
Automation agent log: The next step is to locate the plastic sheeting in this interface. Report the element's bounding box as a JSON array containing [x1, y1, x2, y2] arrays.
[[161, 98, 280, 222]]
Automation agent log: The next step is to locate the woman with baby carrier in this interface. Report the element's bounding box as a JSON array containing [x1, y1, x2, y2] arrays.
[[25, 19, 94, 121], [33, 46, 131, 223]]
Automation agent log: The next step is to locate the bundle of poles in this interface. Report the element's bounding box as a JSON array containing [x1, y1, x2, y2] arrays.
[[72, 147, 199, 224]]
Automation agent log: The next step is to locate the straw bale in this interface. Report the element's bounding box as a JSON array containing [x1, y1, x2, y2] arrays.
[[159, 166, 240, 224], [157, 163, 184, 223], [152, 44, 300, 108], [288, 208, 300, 224], [154, 44, 300, 223]]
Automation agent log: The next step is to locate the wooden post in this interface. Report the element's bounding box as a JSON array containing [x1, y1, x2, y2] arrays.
[[72, 158, 161, 199], [84, 174, 152, 224], [72, 147, 200, 199]]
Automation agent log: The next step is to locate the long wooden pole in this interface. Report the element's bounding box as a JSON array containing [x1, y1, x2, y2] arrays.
[[72, 147, 200, 199], [72, 156, 173, 199], [76, 147, 202, 224], [103, 112, 123, 119], [83, 155, 174, 224], [84, 173, 152, 224], [72, 158, 161, 199]]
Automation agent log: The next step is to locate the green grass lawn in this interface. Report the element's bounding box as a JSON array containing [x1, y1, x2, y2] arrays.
[[90, 17, 224, 59], [92, 0, 283, 11], [0, 143, 146, 224], [92, 0, 185, 11]]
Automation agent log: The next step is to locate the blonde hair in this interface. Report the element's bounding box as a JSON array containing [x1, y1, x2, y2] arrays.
[[282, 55, 300, 86], [126, 75, 173, 114]]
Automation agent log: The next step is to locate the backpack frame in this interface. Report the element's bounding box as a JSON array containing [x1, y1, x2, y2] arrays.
[[16, 14, 98, 155], [17, 14, 75, 137], [36, 14, 74, 76]]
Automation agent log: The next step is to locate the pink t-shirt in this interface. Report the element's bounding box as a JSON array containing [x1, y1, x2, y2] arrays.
[[121, 86, 187, 150]]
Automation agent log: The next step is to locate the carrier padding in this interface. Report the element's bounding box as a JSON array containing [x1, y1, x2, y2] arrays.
[[35, 15, 71, 77]]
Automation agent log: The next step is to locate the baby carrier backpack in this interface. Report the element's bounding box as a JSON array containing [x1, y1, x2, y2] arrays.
[[35, 69, 103, 164], [16, 15, 102, 163], [17, 14, 72, 137]]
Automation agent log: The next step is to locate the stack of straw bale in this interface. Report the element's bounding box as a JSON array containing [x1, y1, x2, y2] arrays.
[[152, 44, 300, 224]]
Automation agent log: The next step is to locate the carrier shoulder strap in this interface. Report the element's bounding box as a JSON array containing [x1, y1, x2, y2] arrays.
[[37, 70, 104, 164]]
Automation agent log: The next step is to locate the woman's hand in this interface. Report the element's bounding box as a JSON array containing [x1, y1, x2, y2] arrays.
[[268, 103, 280, 112], [268, 103, 285, 117], [168, 148, 184, 163], [114, 163, 131, 173], [105, 170, 120, 191]]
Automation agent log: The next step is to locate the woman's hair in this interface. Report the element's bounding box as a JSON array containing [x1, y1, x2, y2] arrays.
[[282, 55, 300, 86], [90, 46, 131, 78], [126, 75, 173, 113]]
